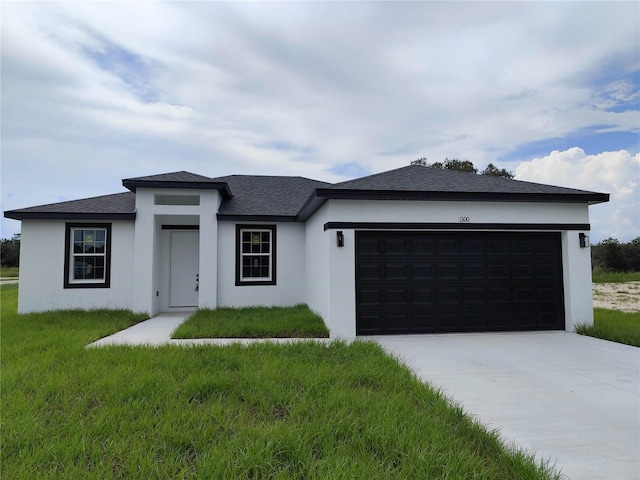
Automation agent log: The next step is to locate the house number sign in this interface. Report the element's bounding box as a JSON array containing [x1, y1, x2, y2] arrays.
[[459, 216, 470, 223]]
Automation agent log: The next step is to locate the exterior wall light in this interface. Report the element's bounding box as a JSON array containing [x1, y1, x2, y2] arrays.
[[579, 233, 589, 248], [337, 231, 344, 247]]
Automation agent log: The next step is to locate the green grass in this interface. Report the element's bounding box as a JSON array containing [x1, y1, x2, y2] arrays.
[[576, 308, 640, 347], [1, 284, 560, 479], [591, 270, 640, 283], [172, 304, 330, 339], [0, 265, 19, 277]]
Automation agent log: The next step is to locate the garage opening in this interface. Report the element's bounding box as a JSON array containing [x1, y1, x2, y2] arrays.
[[355, 231, 565, 335]]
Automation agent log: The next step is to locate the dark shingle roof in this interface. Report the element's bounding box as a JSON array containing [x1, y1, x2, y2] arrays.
[[4, 192, 136, 220], [122, 171, 232, 197], [317, 165, 609, 204], [212, 175, 331, 220], [4, 165, 609, 222]]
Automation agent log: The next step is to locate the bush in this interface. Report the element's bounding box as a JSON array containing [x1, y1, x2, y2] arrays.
[[0, 234, 20, 268], [591, 237, 640, 273]]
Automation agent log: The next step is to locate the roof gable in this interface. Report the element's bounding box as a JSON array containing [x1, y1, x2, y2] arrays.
[[122, 171, 232, 197]]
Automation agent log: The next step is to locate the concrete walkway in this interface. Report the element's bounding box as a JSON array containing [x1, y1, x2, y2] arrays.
[[369, 332, 640, 480], [88, 312, 331, 347]]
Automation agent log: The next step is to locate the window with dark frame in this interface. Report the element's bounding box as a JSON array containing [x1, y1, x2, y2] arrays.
[[64, 223, 112, 288], [236, 225, 276, 285]]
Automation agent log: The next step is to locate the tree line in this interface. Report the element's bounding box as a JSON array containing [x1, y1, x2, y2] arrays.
[[411, 157, 515, 178], [1, 234, 20, 268], [591, 237, 640, 273]]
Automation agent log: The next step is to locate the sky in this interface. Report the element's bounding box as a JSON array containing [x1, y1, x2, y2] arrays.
[[2, 1, 639, 242]]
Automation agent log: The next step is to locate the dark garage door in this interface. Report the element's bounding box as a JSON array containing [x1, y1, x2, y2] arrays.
[[356, 231, 565, 335]]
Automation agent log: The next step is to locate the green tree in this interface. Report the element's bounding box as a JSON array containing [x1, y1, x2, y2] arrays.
[[0, 234, 20, 267], [410, 157, 428, 166], [481, 163, 515, 179], [412, 158, 513, 177], [591, 237, 640, 272]]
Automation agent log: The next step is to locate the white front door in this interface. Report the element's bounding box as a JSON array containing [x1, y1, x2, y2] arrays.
[[170, 231, 199, 307]]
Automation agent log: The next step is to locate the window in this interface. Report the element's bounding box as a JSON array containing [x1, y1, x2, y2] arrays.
[[236, 225, 276, 285], [64, 223, 112, 288]]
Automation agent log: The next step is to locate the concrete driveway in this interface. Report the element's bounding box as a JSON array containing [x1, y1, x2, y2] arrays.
[[369, 332, 639, 480]]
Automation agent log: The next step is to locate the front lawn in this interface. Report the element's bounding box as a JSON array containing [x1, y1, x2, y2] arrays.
[[576, 308, 640, 347], [1, 284, 559, 479], [172, 304, 330, 338]]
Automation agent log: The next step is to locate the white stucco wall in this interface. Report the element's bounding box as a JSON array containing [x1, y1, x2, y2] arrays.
[[18, 219, 135, 313], [326, 199, 589, 224], [304, 203, 331, 325], [562, 231, 595, 330], [217, 222, 306, 308], [132, 188, 221, 316], [317, 199, 594, 338]]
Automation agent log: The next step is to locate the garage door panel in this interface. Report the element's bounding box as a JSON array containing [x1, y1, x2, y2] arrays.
[[513, 288, 535, 302], [487, 240, 509, 255], [356, 231, 564, 335], [411, 263, 434, 280], [464, 313, 486, 330], [412, 288, 434, 304], [357, 288, 384, 305], [437, 239, 458, 255], [386, 288, 409, 304], [356, 263, 382, 281], [410, 239, 434, 256], [462, 240, 483, 255], [513, 240, 534, 254], [488, 263, 510, 279], [383, 239, 408, 255], [437, 263, 460, 279], [488, 287, 510, 303], [437, 287, 460, 304], [463, 263, 484, 279], [463, 287, 484, 304], [385, 263, 409, 280], [513, 264, 534, 278]]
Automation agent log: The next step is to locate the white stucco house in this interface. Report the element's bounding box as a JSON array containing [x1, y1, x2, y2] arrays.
[[5, 165, 609, 338]]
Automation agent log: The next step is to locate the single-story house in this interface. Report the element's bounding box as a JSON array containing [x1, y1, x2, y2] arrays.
[[4, 165, 609, 338]]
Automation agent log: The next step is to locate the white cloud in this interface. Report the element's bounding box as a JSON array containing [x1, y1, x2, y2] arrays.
[[1, 2, 639, 239], [515, 148, 640, 242]]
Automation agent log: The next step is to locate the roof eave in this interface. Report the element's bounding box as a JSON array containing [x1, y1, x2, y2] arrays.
[[122, 179, 233, 198], [3, 212, 137, 221], [216, 214, 298, 222], [315, 189, 610, 204], [295, 191, 328, 221]]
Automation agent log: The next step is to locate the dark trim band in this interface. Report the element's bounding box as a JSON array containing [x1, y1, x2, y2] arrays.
[[4, 212, 136, 221], [161, 225, 199, 230], [122, 179, 232, 198], [324, 222, 591, 231], [217, 214, 297, 222], [315, 189, 609, 205]]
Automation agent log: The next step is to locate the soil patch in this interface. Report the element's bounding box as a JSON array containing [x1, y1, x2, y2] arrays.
[[592, 281, 640, 312]]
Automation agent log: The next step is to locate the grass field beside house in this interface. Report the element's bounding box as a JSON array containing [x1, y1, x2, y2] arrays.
[[172, 305, 330, 338], [591, 271, 640, 283], [576, 308, 640, 347], [0, 266, 19, 277], [1, 284, 560, 479]]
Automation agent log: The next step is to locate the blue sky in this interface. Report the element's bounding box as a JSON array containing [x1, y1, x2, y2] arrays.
[[1, 2, 639, 242]]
